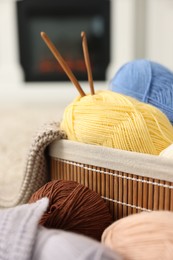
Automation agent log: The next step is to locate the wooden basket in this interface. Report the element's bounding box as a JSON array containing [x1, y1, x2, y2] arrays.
[[48, 139, 173, 221]]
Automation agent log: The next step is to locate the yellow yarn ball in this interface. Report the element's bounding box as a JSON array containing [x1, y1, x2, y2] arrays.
[[60, 90, 173, 155]]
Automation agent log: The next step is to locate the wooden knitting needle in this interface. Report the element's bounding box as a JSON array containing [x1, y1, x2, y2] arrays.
[[40, 32, 86, 97], [81, 31, 95, 95]]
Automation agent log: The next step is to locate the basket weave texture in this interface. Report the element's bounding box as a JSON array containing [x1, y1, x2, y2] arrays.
[[49, 140, 173, 220]]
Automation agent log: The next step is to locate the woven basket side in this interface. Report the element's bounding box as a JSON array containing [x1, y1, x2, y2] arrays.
[[49, 157, 173, 221]]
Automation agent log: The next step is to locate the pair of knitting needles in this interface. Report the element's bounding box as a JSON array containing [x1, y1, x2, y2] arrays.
[[40, 31, 95, 97]]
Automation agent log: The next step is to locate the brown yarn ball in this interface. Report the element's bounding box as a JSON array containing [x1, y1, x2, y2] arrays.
[[29, 180, 113, 241]]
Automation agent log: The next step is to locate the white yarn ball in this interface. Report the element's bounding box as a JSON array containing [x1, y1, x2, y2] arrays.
[[159, 144, 173, 158]]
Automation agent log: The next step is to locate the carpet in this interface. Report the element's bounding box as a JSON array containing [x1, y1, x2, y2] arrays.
[[0, 103, 64, 207]]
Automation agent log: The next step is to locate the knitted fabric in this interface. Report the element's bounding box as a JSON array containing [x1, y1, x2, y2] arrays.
[[0, 198, 48, 260], [0, 198, 121, 260], [32, 227, 122, 260], [0, 122, 67, 208]]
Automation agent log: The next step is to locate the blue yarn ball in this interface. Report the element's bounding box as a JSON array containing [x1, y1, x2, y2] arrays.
[[109, 59, 173, 123]]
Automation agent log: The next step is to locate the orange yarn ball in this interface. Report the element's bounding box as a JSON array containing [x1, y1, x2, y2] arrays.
[[29, 180, 113, 241], [102, 210, 173, 260]]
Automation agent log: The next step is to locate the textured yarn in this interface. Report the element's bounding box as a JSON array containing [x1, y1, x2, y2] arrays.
[[60, 90, 173, 155], [102, 210, 173, 260], [29, 180, 113, 241], [109, 59, 173, 123]]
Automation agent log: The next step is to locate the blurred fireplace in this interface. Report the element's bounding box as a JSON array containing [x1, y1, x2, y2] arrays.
[[16, 0, 110, 82]]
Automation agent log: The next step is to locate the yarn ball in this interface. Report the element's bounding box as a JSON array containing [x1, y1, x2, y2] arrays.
[[102, 211, 173, 260], [29, 180, 113, 241], [33, 227, 123, 260], [159, 144, 173, 158], [109, 59, 173, 123], [60, 90, 173, 155]]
